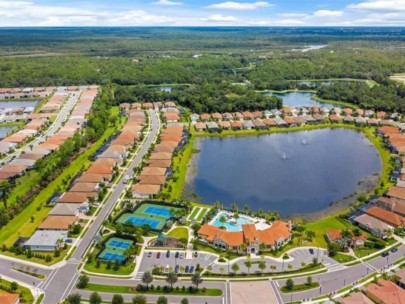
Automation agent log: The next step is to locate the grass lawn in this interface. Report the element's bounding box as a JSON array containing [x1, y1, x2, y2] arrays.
[[0, 106, 125, 247], [84, 283, 222, 296], [189, 207, 201, 220], [332, 253, 356, 263], [0, 278, 34, 303], [1, 247, 69, 266], [193, 242, 239, 260], [196, 208, 208, 221], [354, 247, 379, 258], [167, 227, 188, 241], [83, 260, 135, 276], [280, 282, 320, 293]]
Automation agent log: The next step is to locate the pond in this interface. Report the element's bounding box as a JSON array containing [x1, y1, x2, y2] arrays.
[[263, 91, 340, 108], [0, 100, 39, 109], [0, 126, 17, 139], [184, 129, 382, 218]]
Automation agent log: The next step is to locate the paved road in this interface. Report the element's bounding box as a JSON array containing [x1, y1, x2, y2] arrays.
[[274, 243, 405, 303], [40, 110, 160, 304], [2, 90, 79, 164]]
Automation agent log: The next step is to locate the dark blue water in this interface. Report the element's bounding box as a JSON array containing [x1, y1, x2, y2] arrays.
[[187, 129, 381, 216], [0, 126, 17, 139], [263, 91, 340, 108]]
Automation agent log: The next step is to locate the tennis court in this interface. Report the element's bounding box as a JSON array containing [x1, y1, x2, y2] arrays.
[[98, 237, 134, 262], [116, 203, 182, 231]]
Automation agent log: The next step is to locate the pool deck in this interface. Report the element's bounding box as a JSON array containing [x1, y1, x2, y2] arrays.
[[210, 211, 270, 232]]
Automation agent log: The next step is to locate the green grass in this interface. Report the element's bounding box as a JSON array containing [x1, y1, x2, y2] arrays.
[[83, 260, 135, 275], [84, 283, 222, 296], [196, 208, 208, 221], [0, 278, 34, 303], [0, 106, 125, 247], [332, 253, 356, 263], [189, 207, 201, 220], [280, 282, 320, 293], [354, 247, 380, 258], [167, 227, 188, 241], [1, 247, 69, 266], [36, 293, 44, 304]]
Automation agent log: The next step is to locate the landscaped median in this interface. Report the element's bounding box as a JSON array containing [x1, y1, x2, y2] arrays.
[[281, 282, 320, 293], [83, 283, 223, 296]]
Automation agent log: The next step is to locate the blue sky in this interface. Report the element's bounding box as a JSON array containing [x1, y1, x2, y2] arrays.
[[0, 0, 404, 26]]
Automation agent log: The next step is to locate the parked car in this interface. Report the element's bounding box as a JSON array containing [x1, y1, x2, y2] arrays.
[[65, 238, 73, 244], [157, 252, 161, 259], [175, 251, 179, 258], [147, 252, 152, 258], [165, 265, 170, 272], [391, 247, 398, 253], [166, 250, 170, 258], [381, 251, 389, 257], [309, 248, 314, 255], [185, 265, 189, 273], [189, 266, 195, 273], [194, 252, 198, 258], [179, 252, 184, 259], [175, 265, 179, 273]]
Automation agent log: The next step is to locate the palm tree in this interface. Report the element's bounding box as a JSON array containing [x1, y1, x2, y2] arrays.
[[219, 267, 225, 277], [239, 243, 247, 253], [244, 259, 252, 275], [141, 271, 153, 288], [242, 204, 251, 215], [257, 208, 265, 218], [219, 216, 227, 228], [191, 272, 203, 290], [287, 264, 293, 271], [0, 181, 11, 209], [213, 201, 221, 210], [166, 271, 178, 289], [234, 212, 240, 221], [231, 263, 239, 275], [270, 265, 276, 273], [231, 202, 238, 213], [258, 261, 266, 274]]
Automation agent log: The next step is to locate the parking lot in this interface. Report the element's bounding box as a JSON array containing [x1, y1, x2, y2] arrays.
[[139, 250, 217, 274]]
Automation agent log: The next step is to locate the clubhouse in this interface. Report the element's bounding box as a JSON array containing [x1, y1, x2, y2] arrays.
[[198, 221, 292, 254]]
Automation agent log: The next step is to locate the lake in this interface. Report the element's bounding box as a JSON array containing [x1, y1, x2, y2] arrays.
[[184, 129, 382, 217], [263, 91, 340, 108], [0, 101, 39, 109]]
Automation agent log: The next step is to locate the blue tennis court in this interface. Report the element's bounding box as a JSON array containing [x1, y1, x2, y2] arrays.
[[144, 206, 172, 218], [99, 251, 125, 262], [124, 216, 160, 229], [108, 240, 131, 249]]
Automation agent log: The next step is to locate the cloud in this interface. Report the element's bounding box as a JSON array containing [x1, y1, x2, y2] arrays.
[[200, 14, 238, 22], [0, 0, 32, 8], [347, 0, 405, 12], [313, 10, 344, 17], [151, 0, 182, 6], [206, 1, 272, 10]]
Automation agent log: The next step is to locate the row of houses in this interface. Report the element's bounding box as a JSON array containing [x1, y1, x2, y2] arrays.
[[120, 102, 181, 123], [337, 276, 405, 304], [24, 102, 146, 252], [192, 110, 395, 132], [0, 88, 98, 183], [0, 86, 55, 99], [132, 123, 185, 198]]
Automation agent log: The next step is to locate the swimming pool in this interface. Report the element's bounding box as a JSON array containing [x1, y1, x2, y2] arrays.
[[211, 212, 254, 232]]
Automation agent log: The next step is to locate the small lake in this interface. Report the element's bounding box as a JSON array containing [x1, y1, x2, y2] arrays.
[[263, 91, 340, 108], [0, 101, 39, 109], [184, 129, 381, 217], [0, 126, 17, 139]]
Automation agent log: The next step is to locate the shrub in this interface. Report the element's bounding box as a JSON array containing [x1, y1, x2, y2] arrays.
[[202, 287, 206, 293]]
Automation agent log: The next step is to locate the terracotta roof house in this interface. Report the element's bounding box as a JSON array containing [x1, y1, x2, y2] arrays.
[[165, 101, 176, 108], [57, 192, 89, 204], [326, 229, 366, 248], [194, 122, 206, 132], [137, 175, 167, 185], [140, 167, 167, 176], [368, 118, 379, 126], [252, 111, 262, 119], [313, 113, 326, 122], [69, 182, 99, 193], [377, 197, 405, 217], [211, 113, 223, 121], [387, 187, 405, 204], [150, 152, 172, 160], [86, 164, 114, 175], [354, 214, 392, 238], [76, 174, 108, 183], [252, 119, 266, 129], [336, 292, 374, 304], [263, 119, 277, 127], [365, 279, 405, 304], [0, 294, 20, 304], [142, 102, 153, 109], [39, 216, 78, 230], [163, 112, 180, 122], [380, 120, 393, 126], [344, 115, 355, 123], [242, 111, 254, 119], [223, 113, 233, 120], [219, 121, 231, 130], [365, 206, 405, 228], [200, 113, 211, 121], [283, 116, 296, 126], [198, 221, 292, 253], [343, 108, 353, 115], [330, 114, 341, 123], [233, 112, 243, 120], [132, 184, 161, 199], [147, 159, 172, 168], [396, 268, 405, 288], [356, 109, 365, 116], [154, 145, 176, 153], [377, 111, 387, 119], [231, 121, 243, 130], [273, 117, 288, 127]]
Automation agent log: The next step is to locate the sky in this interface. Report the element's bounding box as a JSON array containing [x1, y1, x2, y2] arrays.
[[0, 0, 404, 27]]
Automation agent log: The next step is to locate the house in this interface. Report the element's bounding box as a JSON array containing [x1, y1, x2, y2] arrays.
[[194, 122, 206, 132], [330, 114, 341, 123], [368, 118, 379, 126], [200, 113, 211, 122], [49, 203, 84, 216], [264, 110, 272, 118], [325, 230, 366, 248], [141, 167, 167, 176], [355, 109, 364, 116], [354, 214, 392, 238], [137, 175, 167, 185], [142, 102, 153, 109], [355, 117, 367, 126], [231, 121, 243, 130], [211, 113, 223, 121], [252, 111, 262, 119], [150, 152, 172, 160], [386, 187, 405, 204], [69, 182, 99, 193], [343, 108, 353, 115], [76, 174, 108, 183], [206, 122, 219, 132], [57, 192, 89, 204], [336, 292, 374, 304], [273, 117, 288, 127], [163, 112, 180, 122], [313, 113, 326, 123], [223, 113, 233, 120], [233, 112, 244, 120], [242, 111, 254, 120], [283, 116, 296, 126], [365, 206, 405, 228], [219, 121, 231, 130], [25, 230, 68, 251], [365, 279, 405, 304], [252, 119, 266, 129], [377, 197, 405, 217], [0, 294, 20, 304], [344, 115, 355, 124], [263, 118, 277, 127], [377, 111, 387, 119], [198, 221, 291, 253], [39, 216, 78, 230], [147, 159, 172, 168], [242, 120, 254, 130], [302, 115, 317, 124], [395, 268, 405, 288], [190, 114, 199, 122], [132, 184, 161, 199], [364, 110, 375, 117]]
